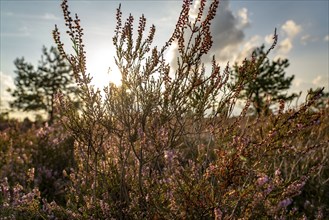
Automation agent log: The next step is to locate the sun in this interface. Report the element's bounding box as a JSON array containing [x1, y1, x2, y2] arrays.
[[87, 47, 122, 89]]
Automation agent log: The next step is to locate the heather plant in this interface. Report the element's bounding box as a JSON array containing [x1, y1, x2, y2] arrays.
[[1, 0, 328, 219], [0, 120, 76, 218], [50, 0, 329, 218]]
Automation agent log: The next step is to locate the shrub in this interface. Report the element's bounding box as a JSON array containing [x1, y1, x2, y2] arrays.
[[0, 120, 76, 219], [1, 0, 328, 219]]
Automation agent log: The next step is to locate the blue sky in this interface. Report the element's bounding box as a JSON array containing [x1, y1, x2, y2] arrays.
[[0, 0, 328, 118]]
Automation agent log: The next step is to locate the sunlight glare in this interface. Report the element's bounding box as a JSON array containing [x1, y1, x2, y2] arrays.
[[87, 48, 122, 89]]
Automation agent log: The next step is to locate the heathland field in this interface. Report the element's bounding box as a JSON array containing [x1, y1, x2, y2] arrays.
[[1, 0, 328, 219]]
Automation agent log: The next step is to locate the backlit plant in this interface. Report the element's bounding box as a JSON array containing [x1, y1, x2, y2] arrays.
[[1, 0, 328, 219]]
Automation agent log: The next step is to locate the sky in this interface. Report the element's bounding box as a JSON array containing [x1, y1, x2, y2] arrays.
[[0, 0, 328, 119]]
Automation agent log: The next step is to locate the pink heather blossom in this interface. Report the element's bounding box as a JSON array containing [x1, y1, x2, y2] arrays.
[[278, 198, 293, 209], [36, 127, 45, 137], [257, 175, 269, 186], [52, 137, 60, 145], [275, 169, 281, 177], [164, 150, 175, 164], [265, 184, 274, 195], [27, 168, 35, 182], [296, 123, 303, 129], [214, 207, 223, 220], [285, 178, 306, 196]]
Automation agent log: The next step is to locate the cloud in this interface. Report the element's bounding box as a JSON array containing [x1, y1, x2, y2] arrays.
[[300, 34, 311, 45], [312, 75, 322, 86], [1, 26, 31, 37], [235, 35, 262, 63], [300, 34, 320, 45], [0, 72, 15, 107], [42, 13, 59, 20], [311, 75, 328, 88], [237, 8, 250, 29], [189, 0, 201, 19], [293, 78, 303, 88], [265, 34, 274, 45], [281, 20, 302, 39], [209, 1, 249, 62], [2, 11, 59, 21], [324, 35, 329, 42], [166, 0, 249, 67], [164, 40, 179, 76], [310, 75, 328, 89], [300, 35, 310, 45], [277, 38, 293, 55], [274, 20, 301, 57]]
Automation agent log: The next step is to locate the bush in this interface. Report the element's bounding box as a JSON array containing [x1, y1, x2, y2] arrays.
[[1, 0, 328, 219], [0, 120, 75, 219]]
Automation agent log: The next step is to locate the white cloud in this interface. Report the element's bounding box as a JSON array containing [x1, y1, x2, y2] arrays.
[[0, 72, 15, 108], [2, 12, 59, 22], [1, 26, 30, 37], [300, 34, 318, 45], [281, 20, 302, 39], [312, 75, 322, 86], [268, 20, 301, 57], [42, 13, 59, 20], [235, 35, 261, 63], [164, 40, 179, 76], [237, 8, 250, 28], [217, 44, 240, 63], [0, 72, 15, 91], [311, 75, 328, 88], [277, 38, 293, 55], [300, 35, 310, 45], [189, 0, 201, 19], [324, 35, 329, 42], [264, 34, 275, 45], [294, 78, 303, 88]]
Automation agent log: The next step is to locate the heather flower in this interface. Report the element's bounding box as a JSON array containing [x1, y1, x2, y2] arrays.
[[214, 207, 223, 220], [0, 177, 10, 199], [264, 184, 274, 195], [164, 150, 175, 164], [268, 130, 277, 138], [257, 175, 269, 186], [274, 169, 282, 185], [278, 198, 293, 209], [275, 169, 281, 177], [296, 123, 303, 129], [27, 168, 35, 182], [99, 199, 110, 215], [62, 169, 68, 177], [52, 137, 60, 145], [284, 177, 307, 197]]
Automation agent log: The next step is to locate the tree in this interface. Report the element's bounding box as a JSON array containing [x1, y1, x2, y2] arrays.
[[232, 45, 298, 115], [8, 46, 78, 123]]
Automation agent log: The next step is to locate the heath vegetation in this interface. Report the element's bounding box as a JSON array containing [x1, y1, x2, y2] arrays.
[[1, 0, 328, 219]]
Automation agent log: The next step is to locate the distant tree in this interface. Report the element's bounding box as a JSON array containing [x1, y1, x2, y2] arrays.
[[232, 45, 298, 115], [8, 46, 78, 123]]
